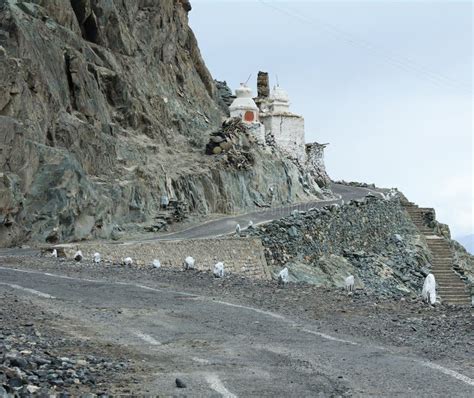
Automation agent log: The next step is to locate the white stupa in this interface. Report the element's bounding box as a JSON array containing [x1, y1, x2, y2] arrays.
[[229, 84, 259, 123], [269, 86, 290, 113], [228, 83, 266, 144]]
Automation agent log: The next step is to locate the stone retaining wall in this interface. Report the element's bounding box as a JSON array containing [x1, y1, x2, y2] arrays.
[[55, 238, 271, 280]]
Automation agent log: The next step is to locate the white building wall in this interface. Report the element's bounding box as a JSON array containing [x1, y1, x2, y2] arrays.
[[262, 114, 306, 163]]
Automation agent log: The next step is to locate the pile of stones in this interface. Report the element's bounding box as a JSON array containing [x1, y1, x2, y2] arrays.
[[205, 118, 255, 170], [334, 180, 376, 189], [145, 200, 189, 232], [243, 196, 432, 298], [0, 323, 130, 396]]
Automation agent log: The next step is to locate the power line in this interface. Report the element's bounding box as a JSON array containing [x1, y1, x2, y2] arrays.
[[257, 0, 471, 94]]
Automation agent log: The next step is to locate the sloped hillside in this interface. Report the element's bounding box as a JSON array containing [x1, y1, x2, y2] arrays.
[[0, 0, 322, 246]]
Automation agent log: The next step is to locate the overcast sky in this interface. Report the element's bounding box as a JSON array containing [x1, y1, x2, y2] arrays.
[[189, 0, 473, 239]]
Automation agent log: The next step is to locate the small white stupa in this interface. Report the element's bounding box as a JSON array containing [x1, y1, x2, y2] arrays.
[[229, 83, 265, 144], [269, 86, 290, 113], [229, 83, 259, 123]]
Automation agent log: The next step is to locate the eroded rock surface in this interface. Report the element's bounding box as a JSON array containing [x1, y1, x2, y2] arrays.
[[0, 0, 323, 246]]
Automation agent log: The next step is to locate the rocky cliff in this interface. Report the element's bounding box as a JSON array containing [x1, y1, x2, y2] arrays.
[[0, 0, 324, 246]]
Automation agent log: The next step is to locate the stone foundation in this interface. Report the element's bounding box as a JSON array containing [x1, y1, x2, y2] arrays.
[[54, 238, 271, 280]]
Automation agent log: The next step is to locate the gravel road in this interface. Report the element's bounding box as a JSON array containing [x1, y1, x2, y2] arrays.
[[145, 183, 379, 241], [0, 256, 472, 397]]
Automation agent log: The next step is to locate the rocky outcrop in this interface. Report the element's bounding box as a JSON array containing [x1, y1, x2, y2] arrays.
[[0, 0, 325, 246], [306, 142, 330, 188], [244, 195, 434, 298]]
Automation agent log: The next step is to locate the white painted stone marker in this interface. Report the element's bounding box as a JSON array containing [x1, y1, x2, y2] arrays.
[[213, 262, 225, 278], [345, 275, 355, 293], [184, 256, 195, 270], [278, 267, 289, 285], [422, 273, 436, 305]]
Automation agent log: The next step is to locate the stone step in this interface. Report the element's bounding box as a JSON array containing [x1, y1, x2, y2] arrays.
[[433, 272, 457, 275], [437, 284, 466, 288], [404, 206, 470, 306], [433, 276, 461, 280], [435, 280, 465, 285], [440, 295, 470, 300], [439, 287, 468, 292], [439, 293, 469, 298], [438, 289, 469, 294], [432, 265, 456, 268], [433, 279, 461, 282], [442, 300, 471, 306], [441, 294, 470, 299], [440, 295, 470, 301], [437, 280, 467, 284]]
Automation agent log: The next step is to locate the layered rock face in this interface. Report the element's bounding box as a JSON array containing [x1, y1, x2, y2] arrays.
[[0, 0, 322, 246]]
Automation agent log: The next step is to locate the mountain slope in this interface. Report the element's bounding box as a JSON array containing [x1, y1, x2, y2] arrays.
[[0, 0, 323, 246]]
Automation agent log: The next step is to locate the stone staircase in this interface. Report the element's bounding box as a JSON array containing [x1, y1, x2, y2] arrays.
[[403, 203, 470, 305]]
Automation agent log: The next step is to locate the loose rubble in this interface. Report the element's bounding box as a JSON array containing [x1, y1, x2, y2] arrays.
[[205, 118, 256, 170], [0, 293, 143, 396]]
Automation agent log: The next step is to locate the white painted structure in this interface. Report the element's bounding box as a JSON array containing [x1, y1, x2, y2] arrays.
[[229, 84, 265, 144], [184, 256, 196, 270], [278, 267, 289, 285], [229, 84, 259, 122], [422, 273, 437, 304], [213, 262, 225, 278], [345, 275, 355, 293], [260, 86, 306, 163]]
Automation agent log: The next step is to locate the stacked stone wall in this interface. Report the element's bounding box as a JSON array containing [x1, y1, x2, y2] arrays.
[[56, 238, 271, 280]]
